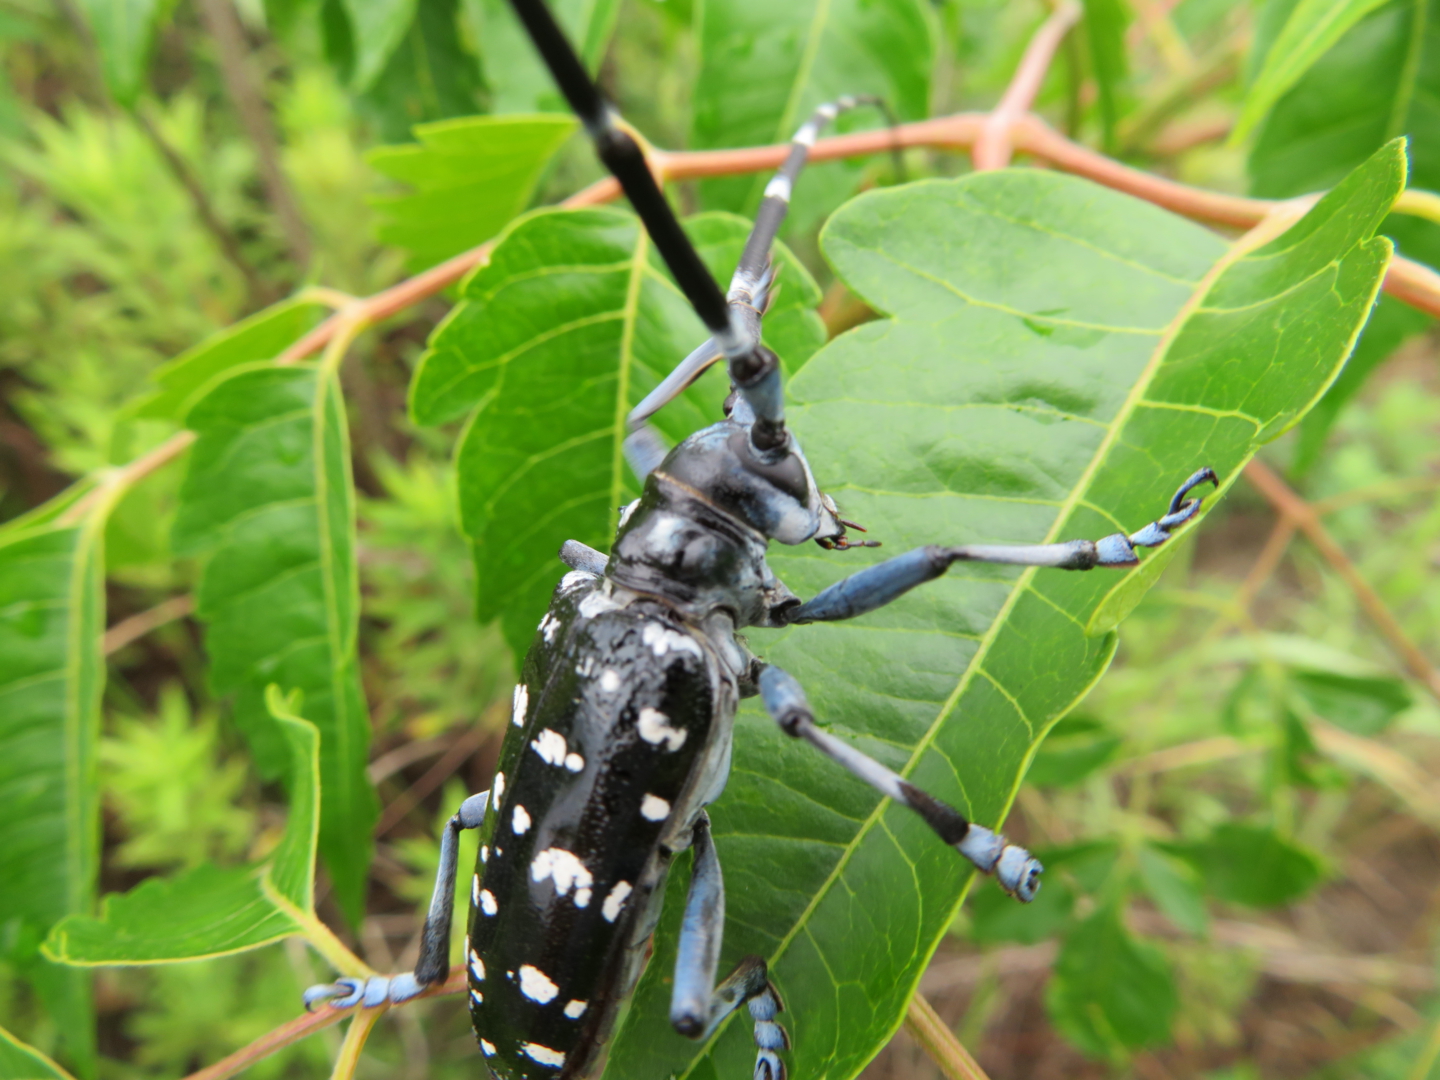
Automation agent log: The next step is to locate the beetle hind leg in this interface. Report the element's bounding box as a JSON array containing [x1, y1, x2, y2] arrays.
[[302, 792, 489, 1011], [670, 812, 790, 1080]]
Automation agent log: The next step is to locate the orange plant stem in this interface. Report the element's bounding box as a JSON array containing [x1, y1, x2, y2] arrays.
[[974, 2, 1083, 170]]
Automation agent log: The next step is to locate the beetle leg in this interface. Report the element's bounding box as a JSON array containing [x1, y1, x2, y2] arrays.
[[670, 812, 790, 1080], [302, 792, 489, 1010], [558, 539, 607, 575], [758, 665, 1042, 902], [785, 468, 1219, 625]]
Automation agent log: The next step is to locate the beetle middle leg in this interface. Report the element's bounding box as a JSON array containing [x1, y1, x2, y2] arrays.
[[670, 811, 789, 1080], [757, 665, 1042, 902], [302, 791, 490, 1010]]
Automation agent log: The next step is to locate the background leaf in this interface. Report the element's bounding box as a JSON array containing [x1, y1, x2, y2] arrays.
[[72, 0, 171, 105], [356, 0, 484, 140], [1047, 902, 1178, 1054], [1083, 0, 1132, 150], [410, 208, 824, 656], [0, 1025, 74, 1080], [0, 481, 130, 1078], [690, 0, 933, 216], [43, 692, 319, 964], [1234, 0, 1391, 144], [1137, 844, 1209, 935], [463, 0, 619, 113], [1184, 823, 1326, 907], [601, 148, 1400, 1080], [368, 114, 577, 269], [172, 364, 376, 925], [343, 0, 419, 91]]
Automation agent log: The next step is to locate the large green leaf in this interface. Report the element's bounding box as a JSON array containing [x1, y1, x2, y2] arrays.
[[369, 114, 576, 269], [73, 0, 171, 105], [171, 363, 376, 926], [130, 296, 328, 423], [690, 0, 933, 215], [463, 0, 619, 113], [1235, 0, 1392, 144], [43, 688, 321, 964], [601, 150, 1401, 1080], [0, 479, 136, 1078], [409, 208, 824, 656], [0, 1025, 75, 1080]]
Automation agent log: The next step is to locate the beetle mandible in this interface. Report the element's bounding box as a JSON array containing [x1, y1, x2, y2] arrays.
[[304, 1, 1220, 1076]]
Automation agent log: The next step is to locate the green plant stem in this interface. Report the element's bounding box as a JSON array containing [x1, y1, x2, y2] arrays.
[[904, 993, 991, 1080], [329, 1008, 381, 1080]]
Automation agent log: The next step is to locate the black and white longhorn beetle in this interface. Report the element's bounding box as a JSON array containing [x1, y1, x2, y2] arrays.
[[304, 1, 1220, 1076]]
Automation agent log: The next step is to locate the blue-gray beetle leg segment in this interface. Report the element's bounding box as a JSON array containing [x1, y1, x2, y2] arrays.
[[670, 813, 790, 1080], [301, 792, 489, 1011], [786, 468, 1219, 625], [757, 665, 1041, 902], [559, 539, 608, 575]]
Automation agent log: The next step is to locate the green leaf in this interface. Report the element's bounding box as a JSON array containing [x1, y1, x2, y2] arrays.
[[43, 690, 321, 963], [343, 0, 418, 90], [409, 208, 824, 656], [172, 363, 376, 925], [357, 0, 484, 141], [1137, 844, 1209, 935], [690, 0, 933, 214], [1083, 0, 1132, 150], [1292, 670, 1413, 735], [0, 480, 136, 1077], [130, 297, 328, 422], [1027, 715, 1123, 787], [369, 114, 577, 269], [462, 0, 620, 113], [1047, 902, 1177, 1055], [0, 1025, 75, 1080], [1235, 0, 1392, 144], [602, 149, 1399, 1080], [1185, 823, 1326, 907], [72, 0, 172, 105]]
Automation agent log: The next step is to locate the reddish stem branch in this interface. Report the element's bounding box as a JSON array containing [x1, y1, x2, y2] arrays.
[[974, 2, 1083, 170], [183, 965, 468, 1080], [1244, 460, 1440, 702], [905, 993, 992, 1080], [272, 112, 1440, 368]]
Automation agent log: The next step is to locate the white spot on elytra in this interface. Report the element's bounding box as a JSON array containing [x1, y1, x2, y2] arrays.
[[642, 621, 703, 659], [470, 988, 483, 1006], [480, 845, 489, 863], [560, 570, 594, 592], [518, 964, 559, 1004], [480, 1039, 496, 1057], [564, 752, 584, 772], [618, 499, 639, 529], [492, 772, 506, 803], [531, 728, 567, 766], [479, 889, 497, 916], [579, 589, 621, 619], [470, 950, 485, 981], [576, 656, 595, 678], [637, 707, 687, 752], [512, 804, 531, 835], [599, 669, 621, 692], [512, 685, 528, 728], [564, 999, 588, 1019], [640, 794, 670, 821], [522, 1043, 566, 1068], [530, 847, 594, 907], [602, 880, 632, 922], [538, 612, 560, 643], [471, 874, 479, 906]]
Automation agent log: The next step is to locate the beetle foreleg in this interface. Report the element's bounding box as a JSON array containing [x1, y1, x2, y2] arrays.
[[301, 792, 489, 1011], [670, 812, 790, 1080], [785, 468, 1218, 624], [559, 539, 608, 575], [758, 665, 1042, 901]]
